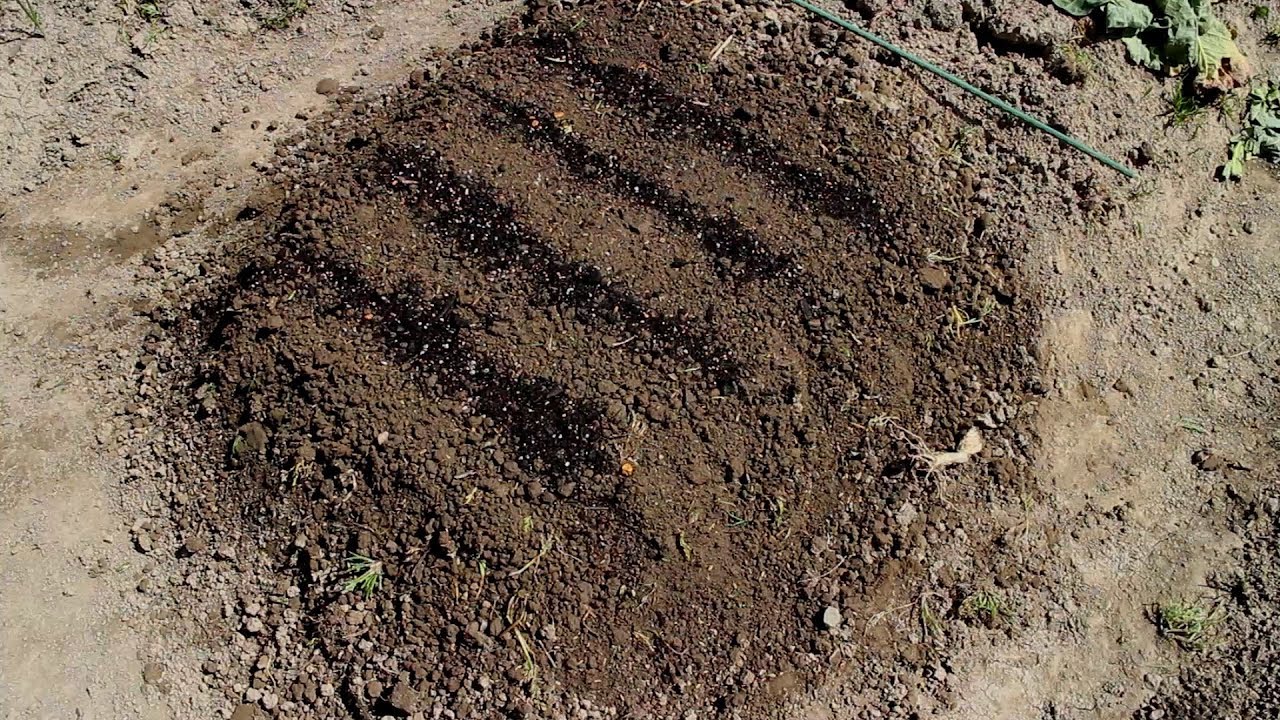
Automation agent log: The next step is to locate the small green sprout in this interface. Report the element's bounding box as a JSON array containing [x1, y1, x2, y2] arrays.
[[341, 554, 383, 597], [514, 629, 537, 682], [1155, 600, 1225, 649], [510, 535, 554, 577], [259, 0, 307, 29], [1166, 81, 1210, 127], [16, 0, 42, 32], [768, 495, 789, 530], [920, 596, 944, 638], [961, 590, 1009, 626], [136, 0, 160, 20], [1179, 417, 1208, 434]]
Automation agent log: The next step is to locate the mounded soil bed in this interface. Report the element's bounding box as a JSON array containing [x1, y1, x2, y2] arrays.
[[152, 1, 1048, 717]]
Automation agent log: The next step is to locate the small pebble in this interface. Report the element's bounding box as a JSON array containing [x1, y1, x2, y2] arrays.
[[141, 662, 165, 685], [821, 605, 842, 630]]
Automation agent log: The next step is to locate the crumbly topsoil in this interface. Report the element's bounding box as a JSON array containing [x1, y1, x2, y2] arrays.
[[140, 1, 1048, 717]]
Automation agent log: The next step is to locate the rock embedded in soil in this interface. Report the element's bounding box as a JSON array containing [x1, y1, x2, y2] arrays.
[[821, 606, 843, 630], [919, 266, 951, 292], [1113, 377, 1133, 396], [181, 534, 207, 556], [387, 682, 420, 715], [237, 422, 268, 453], [1192, 449, 1226, 472], [141, 662, 165, 685], [314, 78, 340, 96]]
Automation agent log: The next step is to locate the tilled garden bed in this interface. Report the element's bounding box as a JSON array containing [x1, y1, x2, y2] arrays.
[[147, 1, 1046, 717]]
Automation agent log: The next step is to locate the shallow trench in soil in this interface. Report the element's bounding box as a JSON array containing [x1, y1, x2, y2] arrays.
[[152, 2, 1049, 717]]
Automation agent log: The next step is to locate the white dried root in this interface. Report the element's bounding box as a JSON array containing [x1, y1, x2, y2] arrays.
[[924, 427, 983, 472]]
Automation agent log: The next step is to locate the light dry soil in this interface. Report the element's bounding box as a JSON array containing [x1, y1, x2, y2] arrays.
[[1, 0, 517, 716], [2, 0, 1278, 718]]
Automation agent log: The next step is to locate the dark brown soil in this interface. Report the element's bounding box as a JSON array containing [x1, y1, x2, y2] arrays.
[[153, 1, 1046, 717]]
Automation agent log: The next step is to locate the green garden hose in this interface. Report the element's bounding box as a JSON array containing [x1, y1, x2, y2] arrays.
[[785, 0, 1139, 179]]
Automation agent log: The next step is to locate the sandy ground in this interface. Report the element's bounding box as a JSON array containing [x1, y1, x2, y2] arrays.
[[2, 0, 1278, 718], [0, 0, 517, 716]]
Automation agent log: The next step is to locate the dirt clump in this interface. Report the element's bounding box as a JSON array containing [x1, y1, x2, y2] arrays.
[[144, 1, 1046, 717]]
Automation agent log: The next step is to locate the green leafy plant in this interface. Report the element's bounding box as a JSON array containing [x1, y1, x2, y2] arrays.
[[341, 554, 383, 597], [1052, 0, 1250, 89], [136, 0, 161, 20], [1154, 599, 1225, 649], [258, 0, 308, 29], [1221, 80, 1280, 180], [960, 590, 1010, 626], [1166, 77, 1212, 126]]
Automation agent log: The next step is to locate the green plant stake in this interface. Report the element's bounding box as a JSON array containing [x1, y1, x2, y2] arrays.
[[783, 0, 1138, 178]]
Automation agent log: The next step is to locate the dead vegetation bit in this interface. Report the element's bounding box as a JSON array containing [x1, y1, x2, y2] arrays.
[[860, 416, 986, 478]]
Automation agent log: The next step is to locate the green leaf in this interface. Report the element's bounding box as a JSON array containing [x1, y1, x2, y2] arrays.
[[1253, 107, 1280, 131], [1051, 0, 1251, 88], [1192, 14, 1249, 89], [1159, 0, 1199, 29], [1260, 135, 1280, 160], [1220, 138, 1248, 180], [1122, 35, 1165, 69], [1157, 0, 1199, 66], [1052, 0, 1109, 16], [1105, 0, 1155, 32], [1219, 80, 1280, 180]]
